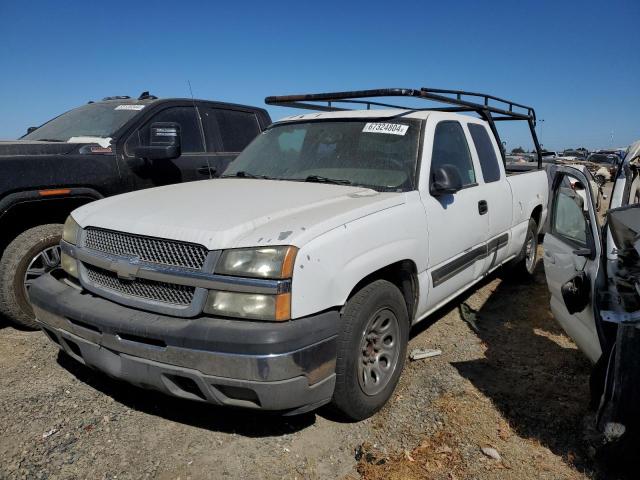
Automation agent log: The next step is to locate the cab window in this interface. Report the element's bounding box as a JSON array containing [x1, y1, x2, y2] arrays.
[[201, 108, 261, 153], [468, 123, 501, 183], [431, 121, 476, 187], [126, 106, 204, 154]]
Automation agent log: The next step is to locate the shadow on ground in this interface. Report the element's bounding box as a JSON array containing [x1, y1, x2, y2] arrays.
[[450, 263, 618, 476], [56, 351, 318, 438]]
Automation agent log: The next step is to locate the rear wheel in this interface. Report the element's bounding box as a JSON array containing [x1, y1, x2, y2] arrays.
[[510, 217, 539, 278], [330, 280, 409, 421], [0, 224, 62, 329]]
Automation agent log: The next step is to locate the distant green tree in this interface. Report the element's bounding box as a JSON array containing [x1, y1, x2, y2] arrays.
[[511, 147, 525, 154]]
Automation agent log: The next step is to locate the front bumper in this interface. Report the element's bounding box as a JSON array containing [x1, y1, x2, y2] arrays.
[[30, 273, 338, 413]]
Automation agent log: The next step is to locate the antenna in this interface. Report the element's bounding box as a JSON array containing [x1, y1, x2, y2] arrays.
[[187, 80, 213, 177], [187, 80, 195, 101], [188, 79, 205, 138]]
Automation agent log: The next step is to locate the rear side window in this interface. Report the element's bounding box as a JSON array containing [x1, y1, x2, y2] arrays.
[[211, 109, 261, 153], [431, 121, 476, 187], [468, 123, 501, 183]]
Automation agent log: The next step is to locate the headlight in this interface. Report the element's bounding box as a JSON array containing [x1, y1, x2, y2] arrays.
[[203, 291, 291, 321], [62, 216, 80, 245], [216, 246, 297, 279], [60, 252, 79, 279]]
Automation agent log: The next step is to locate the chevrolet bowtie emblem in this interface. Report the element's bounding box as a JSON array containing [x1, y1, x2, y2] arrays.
[[110, 257, 141, 280]]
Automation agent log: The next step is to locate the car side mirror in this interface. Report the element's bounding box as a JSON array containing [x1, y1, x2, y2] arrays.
[[430, 165, 463, 196], [561, 271, 591, 314], [134, 122, 181, 161], [26, 126, 38, 134]]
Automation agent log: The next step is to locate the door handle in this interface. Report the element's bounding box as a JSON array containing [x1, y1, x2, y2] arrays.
[[478, 200, 488, 215], [197, 166, 217, 176]]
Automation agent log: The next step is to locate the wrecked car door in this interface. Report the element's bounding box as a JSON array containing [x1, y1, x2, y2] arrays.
[[543, 166, 603, 362]]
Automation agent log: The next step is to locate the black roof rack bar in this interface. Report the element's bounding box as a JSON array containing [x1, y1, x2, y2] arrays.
[[265, 88, 542, 168], [422, 88, 535, 120], [266, 88, 535, 121]]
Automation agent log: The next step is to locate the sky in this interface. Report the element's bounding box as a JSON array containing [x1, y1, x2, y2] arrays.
[[0, 0, 638, 151]]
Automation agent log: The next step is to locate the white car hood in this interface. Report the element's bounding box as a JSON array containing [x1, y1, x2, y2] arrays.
[[72, 179, 406, 250]]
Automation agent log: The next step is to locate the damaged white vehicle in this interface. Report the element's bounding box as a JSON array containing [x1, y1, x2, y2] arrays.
[[543, 140, 640, 446], [30, 88, 548, 420]]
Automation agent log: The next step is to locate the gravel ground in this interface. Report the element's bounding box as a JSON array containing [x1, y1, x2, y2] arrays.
[[0, 248, 624, 479]]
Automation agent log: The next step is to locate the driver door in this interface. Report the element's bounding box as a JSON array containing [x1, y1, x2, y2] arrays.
[[543, 166, 603, 362], [124, 105, 211, 187]]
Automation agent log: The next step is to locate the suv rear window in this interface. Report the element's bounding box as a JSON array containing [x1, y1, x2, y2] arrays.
[[212, 109, 261, 153]]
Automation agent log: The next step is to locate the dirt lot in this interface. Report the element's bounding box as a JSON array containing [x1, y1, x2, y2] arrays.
[[0, 247, 625, 479]]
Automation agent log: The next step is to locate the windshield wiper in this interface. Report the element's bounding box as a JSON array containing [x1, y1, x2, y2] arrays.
[[35, 138, 64, 142], [304, 175, 352, 185], [221, 171, 275, 180]]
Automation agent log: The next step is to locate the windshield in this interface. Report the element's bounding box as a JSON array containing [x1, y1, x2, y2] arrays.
[[22, 102, 146, 142], [223, 119, 421, 192]]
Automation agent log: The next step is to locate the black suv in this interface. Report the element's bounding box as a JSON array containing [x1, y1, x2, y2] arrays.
[[0, 92, 271, 328]]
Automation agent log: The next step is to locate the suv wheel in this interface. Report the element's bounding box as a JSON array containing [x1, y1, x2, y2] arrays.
[[330, 280, 409, 421], [0, 224, 63, 329]]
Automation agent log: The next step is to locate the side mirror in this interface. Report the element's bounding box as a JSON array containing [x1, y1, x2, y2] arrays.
[[430, 165, 463, 196], [134, 122, 181, 161], [26, 126, 38, 134], [561, 272, 591, 314]]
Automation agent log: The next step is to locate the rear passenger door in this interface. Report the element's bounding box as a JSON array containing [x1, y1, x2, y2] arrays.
[[466, 122, 513, 269], [124, 105, 211, 187], [199, 105, 263, 176]]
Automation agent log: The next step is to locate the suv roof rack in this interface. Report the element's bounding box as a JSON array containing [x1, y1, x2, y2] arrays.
[[102, 95, 131, 101], [265, 88, 542, 168]]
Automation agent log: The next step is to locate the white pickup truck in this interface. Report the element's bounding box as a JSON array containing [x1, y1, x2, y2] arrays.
[[30, 88, 548, 420]]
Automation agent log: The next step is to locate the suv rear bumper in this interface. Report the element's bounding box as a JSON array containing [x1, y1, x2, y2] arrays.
[[29, 273, 338, 414]]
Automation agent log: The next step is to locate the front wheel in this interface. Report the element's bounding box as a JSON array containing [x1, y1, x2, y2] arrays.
[[330, 280, 409, 421], [0, 224, 63, 329]]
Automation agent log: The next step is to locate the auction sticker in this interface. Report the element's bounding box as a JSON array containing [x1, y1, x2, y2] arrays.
[[362, 123, 409, 135], [115, 104, 145, 111]]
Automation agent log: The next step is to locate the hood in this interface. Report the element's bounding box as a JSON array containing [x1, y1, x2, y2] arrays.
[[0, 140, 85, 156], [72, 179, 406, 250]]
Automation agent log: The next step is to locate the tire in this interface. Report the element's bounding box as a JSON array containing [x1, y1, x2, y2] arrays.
[[510, 217, 539, 278], [330, 279, 409, 421], [0, 224, 63, 329]]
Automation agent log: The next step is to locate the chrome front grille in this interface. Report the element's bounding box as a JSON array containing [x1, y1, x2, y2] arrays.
[[85, 264, 195, 306], [84, 228, 208, 270]]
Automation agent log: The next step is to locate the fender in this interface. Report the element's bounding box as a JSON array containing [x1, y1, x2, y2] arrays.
[[0, 187, 104, 220], [291, 198, 428, 319]]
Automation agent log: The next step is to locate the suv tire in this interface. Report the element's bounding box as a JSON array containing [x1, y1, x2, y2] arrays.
[[0, 224, 62, 329], [330, 279, 409, 421]]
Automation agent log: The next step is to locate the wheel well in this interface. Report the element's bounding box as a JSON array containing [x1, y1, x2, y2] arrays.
[[347, 260, 419, 323], [531, 204, 542, 229], [0, 197, 93, 253]]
